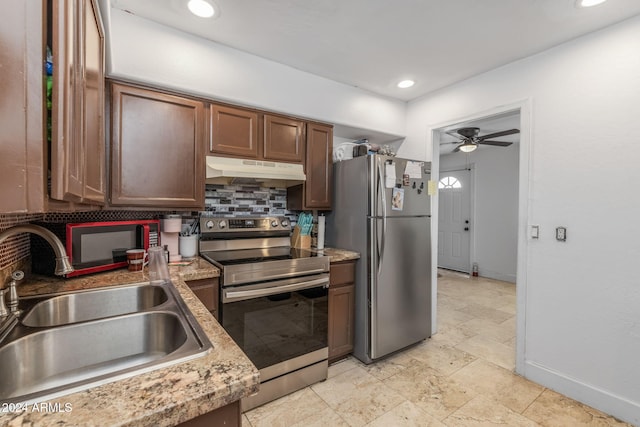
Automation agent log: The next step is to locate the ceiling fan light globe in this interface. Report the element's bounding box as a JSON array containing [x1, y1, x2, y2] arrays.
[[459, 144, 477, 153]]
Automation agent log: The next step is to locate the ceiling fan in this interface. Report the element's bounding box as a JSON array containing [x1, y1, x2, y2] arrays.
[[443, 127, 520, 153]]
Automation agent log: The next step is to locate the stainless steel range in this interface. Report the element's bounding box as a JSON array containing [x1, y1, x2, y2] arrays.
[[199, 216, 330, 411]]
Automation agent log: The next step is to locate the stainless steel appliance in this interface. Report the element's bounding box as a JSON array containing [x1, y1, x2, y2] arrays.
[[30, 220, 160, 278], [198, 217, 330, 411], [326, 154, 432, 364]]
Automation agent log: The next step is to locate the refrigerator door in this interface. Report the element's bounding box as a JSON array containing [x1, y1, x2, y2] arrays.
[[371, 155, 430, 218], [369, 215, 431, 360]]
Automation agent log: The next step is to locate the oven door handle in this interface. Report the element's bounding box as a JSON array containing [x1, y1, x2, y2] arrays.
[[223, 276, 329, 303]]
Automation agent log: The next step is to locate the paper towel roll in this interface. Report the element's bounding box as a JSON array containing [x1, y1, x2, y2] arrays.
[[317, 215, 325, 250]]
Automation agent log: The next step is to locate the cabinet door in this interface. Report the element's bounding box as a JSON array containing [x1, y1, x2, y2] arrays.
[[209, 104, 259, 158], [50, 0, 82, 202], [110, 83, 205, 208], [263, 114, 304, 163], [328, 284, 355, 360], [79, 0, 105, 204], [305, 122, 333, 209], [50, 0, 105, 205], [0, 1, 45, 213]]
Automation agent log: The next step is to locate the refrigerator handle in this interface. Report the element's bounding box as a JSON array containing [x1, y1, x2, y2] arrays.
[[377, 161, 387, 276]]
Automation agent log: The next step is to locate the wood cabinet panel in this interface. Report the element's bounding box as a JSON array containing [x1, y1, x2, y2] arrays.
[[79, 0, 105, 204], [328, 260, 356, 362], [263, 114, 304, 163], [176, 400, 240, 427], [110, 83, 205, 208], [305, 123, 333, 208], [0, 1, 45, 212], [185, 278, 219, 320], [209, 104, 259, 158], [330, 261, 356, 287], [287, 122, 333, 210], [328, 284, 355, 361], [50, 0, 105, 205]]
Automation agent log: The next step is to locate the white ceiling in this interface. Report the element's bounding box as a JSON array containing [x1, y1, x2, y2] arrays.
[[109, 0, 640, 101]]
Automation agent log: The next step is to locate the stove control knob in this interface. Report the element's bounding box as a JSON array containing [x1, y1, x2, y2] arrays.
[[271, 220, 279, 228], [205, 220, 215, 230], [218, 220, 227, 229], [281, 219, 289, 227]]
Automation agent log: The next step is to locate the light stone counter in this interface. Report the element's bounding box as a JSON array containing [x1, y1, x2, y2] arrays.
[[0, 258, 259, 427], [309, 247, 360, 263]]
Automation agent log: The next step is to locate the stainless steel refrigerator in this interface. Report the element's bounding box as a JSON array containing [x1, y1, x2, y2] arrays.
[[326, 154, 431, 364]]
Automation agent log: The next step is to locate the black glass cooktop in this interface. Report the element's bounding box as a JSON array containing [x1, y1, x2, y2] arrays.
[[200, 246, 323, 267]]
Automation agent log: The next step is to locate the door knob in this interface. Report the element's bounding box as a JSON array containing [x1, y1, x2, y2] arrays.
[[464, 227, 469, 231]]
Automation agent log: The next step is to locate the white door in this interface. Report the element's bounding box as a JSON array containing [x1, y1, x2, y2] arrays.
[[438, 169, 471, 273]]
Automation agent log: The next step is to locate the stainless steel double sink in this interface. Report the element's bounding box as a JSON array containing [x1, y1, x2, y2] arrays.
[[0, 281, 212, 404]]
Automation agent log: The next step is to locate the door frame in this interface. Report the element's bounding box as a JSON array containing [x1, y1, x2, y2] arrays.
[[438, 164, 475, 274], [429, 99, 531, 376]]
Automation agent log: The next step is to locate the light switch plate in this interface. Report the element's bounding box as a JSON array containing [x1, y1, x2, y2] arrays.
[[556, 226, 567, 241], [531, 225, 539, 239]]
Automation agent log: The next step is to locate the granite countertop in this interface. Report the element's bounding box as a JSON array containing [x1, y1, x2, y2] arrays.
[[0, 258, 259, 427], [309, 247, 360, 263]]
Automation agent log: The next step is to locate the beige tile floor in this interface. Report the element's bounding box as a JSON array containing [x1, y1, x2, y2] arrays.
[[242, 269, 631, 426]]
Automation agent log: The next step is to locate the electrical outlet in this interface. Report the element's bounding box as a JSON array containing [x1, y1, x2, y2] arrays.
[[556, 226, 567, 242]]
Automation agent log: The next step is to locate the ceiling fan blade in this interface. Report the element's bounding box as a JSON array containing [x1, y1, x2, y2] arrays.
[[444, 130, 460, 138], [477, 128, 519, 140], [477, 140, 513, 147]]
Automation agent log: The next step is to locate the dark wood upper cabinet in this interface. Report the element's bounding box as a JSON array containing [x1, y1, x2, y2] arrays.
[[286, 122, 333, 210], [50, 0, 106, 205], [305, 122, 333, 209], [208, 104, 259, 158], [0, 1, 45, 213], [110, 83, 205, 209], [263, 114, 305, 163]]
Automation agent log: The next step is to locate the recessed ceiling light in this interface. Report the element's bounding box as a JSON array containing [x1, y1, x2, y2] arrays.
[[188, 0, 215, 18], [397, 80, 415, 89], [576, 0, 607, 7]]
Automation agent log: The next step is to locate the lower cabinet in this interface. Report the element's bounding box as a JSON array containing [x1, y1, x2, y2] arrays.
[[185, 278, 219, 320], [177, 400, 240, 427], [328, 260, 356, 363]]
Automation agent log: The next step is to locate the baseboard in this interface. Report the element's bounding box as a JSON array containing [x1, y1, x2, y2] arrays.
[[480, 270, 516, 283], [524, 360, 640, 426]]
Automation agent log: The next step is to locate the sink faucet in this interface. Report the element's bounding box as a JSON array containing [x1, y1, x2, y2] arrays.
[[0, 224, 74, 276], [0, 225, 74, 332]]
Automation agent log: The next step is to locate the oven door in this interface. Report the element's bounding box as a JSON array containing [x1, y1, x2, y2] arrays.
[[221, 273, 329, 372]]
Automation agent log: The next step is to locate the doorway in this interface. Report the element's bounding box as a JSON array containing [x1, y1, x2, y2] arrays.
[[429, 101, 531, 375], [438, 167, 472, 273]]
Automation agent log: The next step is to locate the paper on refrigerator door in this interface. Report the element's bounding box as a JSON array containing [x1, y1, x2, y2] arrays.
[[404, 161, 423, 179], [385, 162, 396, 188]]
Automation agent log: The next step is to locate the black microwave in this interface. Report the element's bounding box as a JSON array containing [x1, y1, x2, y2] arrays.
[[31, 220, 160, 277]]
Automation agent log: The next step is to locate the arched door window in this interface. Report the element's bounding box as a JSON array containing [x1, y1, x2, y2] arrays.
[[438, 176, 462, 189]]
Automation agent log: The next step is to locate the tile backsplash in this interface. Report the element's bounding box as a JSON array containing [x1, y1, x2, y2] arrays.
[[203, 184, 296, 219]]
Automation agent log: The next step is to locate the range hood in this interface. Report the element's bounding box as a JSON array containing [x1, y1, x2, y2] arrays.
[[206, 156, 306, 182]]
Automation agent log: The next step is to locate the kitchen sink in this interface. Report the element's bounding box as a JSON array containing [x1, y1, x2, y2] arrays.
[[21, 283, 169, 327], [0, 281, 212, 404]]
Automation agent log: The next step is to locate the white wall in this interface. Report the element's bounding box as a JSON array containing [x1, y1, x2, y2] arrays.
[[440, 143, 519, 283], [103, 7, 406, 139], [405, 16, 640, 425]]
